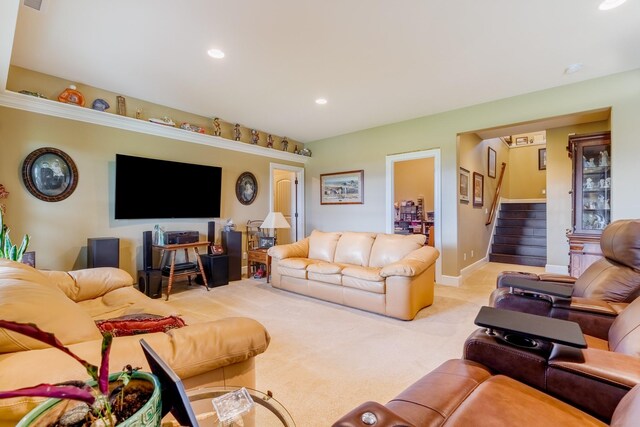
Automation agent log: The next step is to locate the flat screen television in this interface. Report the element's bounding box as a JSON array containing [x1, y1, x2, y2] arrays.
[[115, 154, 222, 219]]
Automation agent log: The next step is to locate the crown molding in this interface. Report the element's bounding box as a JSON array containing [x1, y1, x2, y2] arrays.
[[0, 89, 310, 164]]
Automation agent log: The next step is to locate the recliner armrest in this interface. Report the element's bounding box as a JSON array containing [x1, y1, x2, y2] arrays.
[[332, 401, 416, 427], [549, 298, 623, 340]]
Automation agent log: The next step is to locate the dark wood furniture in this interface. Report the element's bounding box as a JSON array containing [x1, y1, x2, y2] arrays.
[[222, 230, 242, 281], [154, 241, 210, 300], [247, 247, 271, 282], [567, 131, 610, 276]]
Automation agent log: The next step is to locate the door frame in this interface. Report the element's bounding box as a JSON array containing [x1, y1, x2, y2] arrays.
[[385, 149, 442, 283], [269, 163, 305, 240]]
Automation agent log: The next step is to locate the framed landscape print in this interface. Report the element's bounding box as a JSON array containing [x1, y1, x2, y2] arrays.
[[473, 172, 484, 207], [459, 167, 470, 203], [488, 147, 497, 178], [320, 170, 364, 204]]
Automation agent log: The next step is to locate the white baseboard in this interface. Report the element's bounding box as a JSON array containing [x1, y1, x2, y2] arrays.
[[438, 275, 461, 287], [545, 264, 569, 274], [461, 257, 489, 277]]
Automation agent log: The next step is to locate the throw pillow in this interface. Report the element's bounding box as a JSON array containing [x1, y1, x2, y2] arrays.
[[95, 313, 186, 337]]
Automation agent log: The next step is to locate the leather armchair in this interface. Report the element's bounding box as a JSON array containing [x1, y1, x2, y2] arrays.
[[333, 359, 640, 427], [490, 219, 640, 338], [464, 298, 640, 421]]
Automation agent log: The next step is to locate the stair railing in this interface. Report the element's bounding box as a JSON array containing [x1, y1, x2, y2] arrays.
[[486, 162, 507, 226]]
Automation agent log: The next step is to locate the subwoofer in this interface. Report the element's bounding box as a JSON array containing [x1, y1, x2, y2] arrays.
[[137, 269, 162, 299], [87, 237, 119, 268]]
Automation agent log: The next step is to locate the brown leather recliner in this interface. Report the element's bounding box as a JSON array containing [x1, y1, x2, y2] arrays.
[[490, 219, 640, 338], [464, 297, 640, 421], [333, 359, 640, 427]]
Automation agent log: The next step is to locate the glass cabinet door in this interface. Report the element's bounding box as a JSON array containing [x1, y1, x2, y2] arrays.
[[573, 136, 611, 234]]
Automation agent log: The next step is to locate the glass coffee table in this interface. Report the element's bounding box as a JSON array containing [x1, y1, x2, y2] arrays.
[[183, 386, 295, 427]]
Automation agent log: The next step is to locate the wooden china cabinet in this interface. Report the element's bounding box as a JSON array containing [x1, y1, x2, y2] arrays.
[[566, 131, 611, 277]]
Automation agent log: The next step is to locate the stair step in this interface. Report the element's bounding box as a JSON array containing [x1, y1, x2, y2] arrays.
[[499, 210, 546, 219], [492, 244, 547, 257], [497, 218, 547, 228], [500, 203, 546, 211], [495, 226, 547, 237], [489, 253, 546, 267], [493, 235, 547, 246]]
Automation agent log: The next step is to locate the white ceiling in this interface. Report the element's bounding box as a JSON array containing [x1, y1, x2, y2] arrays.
[[9, 0, 640, 142]]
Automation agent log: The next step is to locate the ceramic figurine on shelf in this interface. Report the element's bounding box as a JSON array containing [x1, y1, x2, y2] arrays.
[[281, 137, 289, 151], [599, 150, 610, 167], [594, 214, 607, 230], [251, 129, 259, 145], [91, 98, 110, 111], [58, 84, 85, 106], [585, 158, 596, 168], [584, 177, 594, 190], [293, 145, 299, 154], [135, 108, 143, 119], [267, 134, 274, 148], [597, 194, 605, 208], [149, 116, 176, 127], [599, 178, 606, 188], [605, 199, 610, 209], [212, 117, 222, 136], [605, 177, 611, 188], [234, 124, 242, 141]]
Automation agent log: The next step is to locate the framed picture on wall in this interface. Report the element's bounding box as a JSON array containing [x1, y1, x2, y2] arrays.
[[459, 167, 470, 203], [320, 170, 364, 204], [473, 172, 484, 207], [538, 148, 547, 170], [22, 147, 78, 202], [488, 147, 497, 178]]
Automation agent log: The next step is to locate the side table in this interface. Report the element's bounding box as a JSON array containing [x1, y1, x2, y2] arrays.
[[154, 241, 211, 300], [247, 248, 271, 282]]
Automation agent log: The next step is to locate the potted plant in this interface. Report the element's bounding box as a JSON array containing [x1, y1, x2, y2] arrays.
[[0, 320, 162, 426], [0, 209, 30, 262]]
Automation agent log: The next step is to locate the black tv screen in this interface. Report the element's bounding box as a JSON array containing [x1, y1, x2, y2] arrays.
[[115, 154, 222, 219]]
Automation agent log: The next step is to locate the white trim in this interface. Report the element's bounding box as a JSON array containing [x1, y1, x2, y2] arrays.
[[460, 257, 489, 278], [385, 149, 442, 284], [485, 197, 504, 259], [438, 275, 461, 287], [0, 90, 311, 163], [269, 163, 305, 240], [545, 264, 569, 275]]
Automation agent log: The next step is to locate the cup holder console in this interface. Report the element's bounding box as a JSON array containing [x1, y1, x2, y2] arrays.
[[503, 333, 539, 349]]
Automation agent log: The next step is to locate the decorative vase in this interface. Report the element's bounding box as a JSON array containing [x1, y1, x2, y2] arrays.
[[16, 371, 162, 427]]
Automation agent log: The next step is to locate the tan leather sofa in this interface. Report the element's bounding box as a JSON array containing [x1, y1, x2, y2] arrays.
[[267, 230, 439, 320], [0, 260, 270, 426]]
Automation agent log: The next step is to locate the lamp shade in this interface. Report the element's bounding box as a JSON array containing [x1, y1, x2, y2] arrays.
[[261, 212, 290, 229]]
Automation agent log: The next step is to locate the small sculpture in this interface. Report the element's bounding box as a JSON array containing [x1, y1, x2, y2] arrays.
[[19, 90, 47, 99], [594, 214, 607, 230], [251, 129, 259, 145], [300, 148, 312, 157], [585, 158, 596, 168], [135, 108, 143, 119], [599, 150, 610, 167], [180, 123, 205, 133], [599, 178, 606, 188], [212, 117, 222, 136], [91, 98, 110, 111], [234, 124, 242, 141], [597, 194, 605, 208], [116, 96, 126, 116], [58, 85, 85, 106], [584, 177, 594, 190], [605, 177, 611, 188], [266, 134, 274, 148], [281, 137, 289, 151], [605, 199, 610, 209], [294, 145, 299, 155], [148, 116, 176, 127]]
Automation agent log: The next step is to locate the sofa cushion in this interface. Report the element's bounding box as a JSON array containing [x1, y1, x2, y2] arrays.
[[307, 262, 344, 274], [95, 313, 186, 337], [0, 278, 102, 353], [369, 234, 426, 268], [343, 275, 385, 294], [308, 272, 342, 285], [334, 232, 376, 266], [342, 265, 384, 282], [308, 230, 342, 262], [77, 286, 181, 320], [279, 257, 317, 270]]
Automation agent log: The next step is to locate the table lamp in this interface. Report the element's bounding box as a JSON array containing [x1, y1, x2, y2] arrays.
[[261, 211, 290, 245]]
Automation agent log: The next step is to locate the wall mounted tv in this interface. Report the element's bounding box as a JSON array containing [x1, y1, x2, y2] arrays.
[[115, 154, 222, 219]]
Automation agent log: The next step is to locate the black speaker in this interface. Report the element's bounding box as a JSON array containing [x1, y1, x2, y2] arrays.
[[199, 254, 229, 287], [142, 231, 153, 270], [87, 237, 119, 268], [137, 269, 162, 299], [222, 231, 242, 281]]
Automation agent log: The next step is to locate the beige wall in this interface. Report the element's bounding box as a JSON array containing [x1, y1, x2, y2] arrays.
[[394, 158, 434, 211], [306, 69, 640, 279], [0, 106, 303, 277], [507, 145, 547, 199]]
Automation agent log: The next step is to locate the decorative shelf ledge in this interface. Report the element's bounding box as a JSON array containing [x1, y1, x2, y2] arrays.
[[0, 90, 310, 164]]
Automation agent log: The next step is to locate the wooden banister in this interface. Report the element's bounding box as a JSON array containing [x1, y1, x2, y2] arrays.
[[486, 162, 507, 226]]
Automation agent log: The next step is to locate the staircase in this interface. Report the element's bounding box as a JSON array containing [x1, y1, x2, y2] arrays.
[[489, 202, 547, 267]]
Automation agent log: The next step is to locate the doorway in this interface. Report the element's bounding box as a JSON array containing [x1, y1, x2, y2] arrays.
[[270, 163, 305, 245], [385, 149, 442, 283]]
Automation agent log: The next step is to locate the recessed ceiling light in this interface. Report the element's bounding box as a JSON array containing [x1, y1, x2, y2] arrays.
[[207, 49, 225, 59], [564, 63, 584, 75], [599, 0, 627, 10], [315, 98, 328, 105]]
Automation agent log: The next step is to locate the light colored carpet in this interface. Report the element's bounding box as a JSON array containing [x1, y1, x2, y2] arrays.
[[166, 262, 544, 426]]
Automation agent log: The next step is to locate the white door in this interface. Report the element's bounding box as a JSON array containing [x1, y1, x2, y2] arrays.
[[270, 164, 305, 244]]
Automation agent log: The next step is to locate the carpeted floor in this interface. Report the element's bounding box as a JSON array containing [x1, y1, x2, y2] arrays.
[[166, 262, 544, 426]]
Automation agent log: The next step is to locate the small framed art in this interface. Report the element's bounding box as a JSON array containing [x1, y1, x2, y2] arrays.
[[320, 170, 364, 205], [459, 168, 470, 203], [473, 172, 484, 207], [22, 147, 78, 202], [538, 148, 547, 170], [488, 147, 497, 178]]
